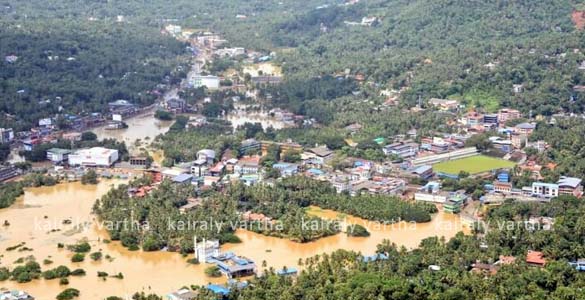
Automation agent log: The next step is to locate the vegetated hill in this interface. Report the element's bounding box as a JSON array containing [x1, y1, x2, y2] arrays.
[[265, 0, 585, 115]]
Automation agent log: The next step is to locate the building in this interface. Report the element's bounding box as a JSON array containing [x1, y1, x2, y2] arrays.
[[490, 137, 513, 153], [428, 98, 459, 111], [415, 191, 448, 203], [0, 128, 14, 143], [165, 98, 187, 113], [557, 176, 583, 197], [167, 288, 197, 300], [68, 147, 119, 167], [172, 174, 194, 184], [483, 114, 498, 125], [498, 108, 521, 124], [194, 239, 220, 263], [411, 147, 478, 167], [46, 148, 72, 164], [0, 165, 21, 182], [190, 75, 220, 89], [251, 76, 282, 85], [526, 250, 546, 267], [443, 194, 467, 213], [531, 182, 559, 198], [515, 122, 536, 135], [129, 156, 149, 167], [197, 149, 216, 165], [0, 290, 35, 300], [383, 141, 419, 158], [272, 163, 299, 177], [235, 156, 260, 175], [306, 146, 334, 165], [239, 139, 261, 155], [411, 165, 434, 180]]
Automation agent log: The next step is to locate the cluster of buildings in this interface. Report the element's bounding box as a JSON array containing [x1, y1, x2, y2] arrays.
[[46, 147, 119, 167], [487, 170, 583, 201]]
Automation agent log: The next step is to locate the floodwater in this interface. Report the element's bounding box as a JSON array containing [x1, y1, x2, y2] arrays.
[[93, 114, 172, 148], [226, 110, 290, 131], [0, 182, 467, 299], [224, 207, 468, 270]]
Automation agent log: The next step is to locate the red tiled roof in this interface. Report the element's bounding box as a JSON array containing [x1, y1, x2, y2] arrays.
[[526, 251, 546, 266]]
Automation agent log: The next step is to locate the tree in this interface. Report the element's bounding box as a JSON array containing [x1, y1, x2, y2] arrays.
[[81, 170, 98, 185], [81, 132, 97, 142]]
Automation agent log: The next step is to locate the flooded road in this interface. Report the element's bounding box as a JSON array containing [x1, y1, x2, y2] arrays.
[[0, 183, 467, 299]]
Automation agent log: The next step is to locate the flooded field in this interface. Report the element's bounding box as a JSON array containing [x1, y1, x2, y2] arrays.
[[0, 182, 467, 299]]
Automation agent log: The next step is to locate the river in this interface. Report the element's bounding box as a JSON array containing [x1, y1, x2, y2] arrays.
[[0, 181, 467, 299]]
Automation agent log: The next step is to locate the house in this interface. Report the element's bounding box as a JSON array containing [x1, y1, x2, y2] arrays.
[[428, 98, 459, 111], [203, 176, 221, 186], [514, 122, 536, 135], [306, 146, 333, 165], [167, 288, 198, 300], [235, 156, 260, 175], [383, 141, 419, 158], [172, 174, 194, 184], [162, 168, 187, 179], [209, 162, 225, 176], [46, 148, 72, 164], [68, 147, 119, 167], [0, 128, 14, 143], [526, 250, 546, 267], [179, 198, 203, 214], [272, 163, 299, 177], [197, 149, 216, 165], [470, 262, 499, 276], [498, 108, 521, 124], [344, 123, 363, 133]]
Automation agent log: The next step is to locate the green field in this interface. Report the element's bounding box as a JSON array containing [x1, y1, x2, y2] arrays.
[[433, 155, 515, 175]]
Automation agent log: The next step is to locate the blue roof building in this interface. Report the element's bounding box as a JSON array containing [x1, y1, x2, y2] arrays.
[[172, 173, 194, 184], [276, 267, 298, 276], [206, 284, 230, 296]]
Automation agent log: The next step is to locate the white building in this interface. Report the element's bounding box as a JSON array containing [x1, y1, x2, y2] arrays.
[[194, 238, 220, 263], [46, 148, 72, 164], [68, 147, 119, 167], [531, 182, 558, 198], [190, 75, 220, 90], [414, 192, 448, 203]]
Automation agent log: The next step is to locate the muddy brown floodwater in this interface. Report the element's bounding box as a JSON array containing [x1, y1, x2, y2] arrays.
[[93, 114, 172, 148], [0, 182, 467, 299]]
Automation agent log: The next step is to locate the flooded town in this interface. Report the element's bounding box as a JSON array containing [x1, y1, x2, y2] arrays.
[[2, 1, 585, 300]]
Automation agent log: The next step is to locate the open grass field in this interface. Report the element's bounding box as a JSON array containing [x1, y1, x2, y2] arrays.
[[433, 155, 516, 175]]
